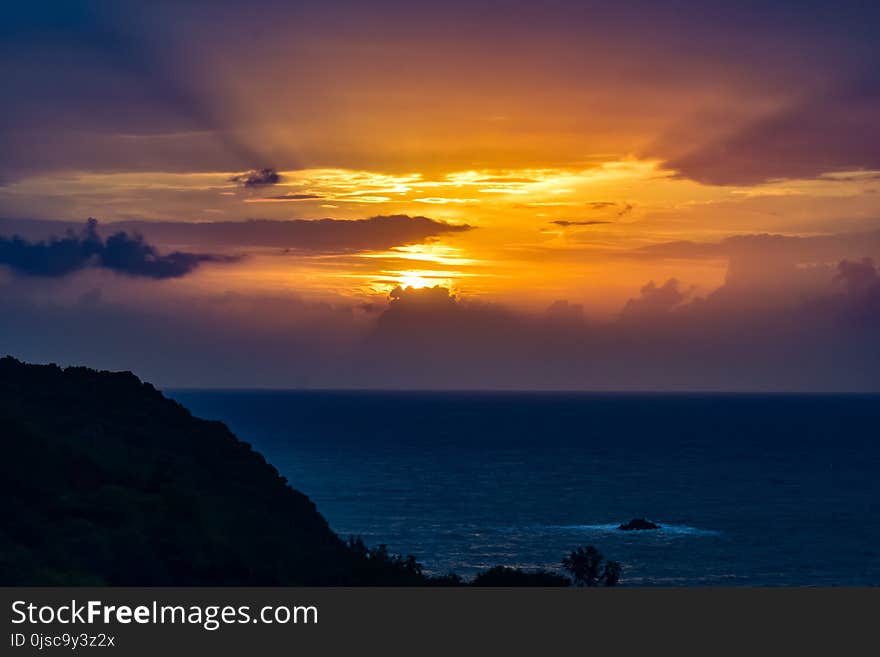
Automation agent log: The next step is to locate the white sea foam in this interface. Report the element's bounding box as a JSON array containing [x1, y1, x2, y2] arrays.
[[554, 523, 721, 537]]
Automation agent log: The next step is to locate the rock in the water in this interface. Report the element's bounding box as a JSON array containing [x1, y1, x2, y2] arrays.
[[618, 518, 661, 531]]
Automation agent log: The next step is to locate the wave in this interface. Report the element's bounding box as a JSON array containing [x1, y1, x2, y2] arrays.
[[551, 522, 721, 537]]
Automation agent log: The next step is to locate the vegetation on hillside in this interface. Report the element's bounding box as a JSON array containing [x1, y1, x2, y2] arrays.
[[0, 357, 619, 586]]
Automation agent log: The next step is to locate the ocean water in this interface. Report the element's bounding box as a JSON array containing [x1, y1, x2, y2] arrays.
[[168, 391, 880, 585]]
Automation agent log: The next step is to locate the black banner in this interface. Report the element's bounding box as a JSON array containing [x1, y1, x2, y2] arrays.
[[2, 588, 876, 655]]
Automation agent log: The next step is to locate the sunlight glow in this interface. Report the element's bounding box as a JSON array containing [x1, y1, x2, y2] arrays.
[[359, 244, 478, 266], [7, 160, 878, 315], [376, 269, 458, 292]]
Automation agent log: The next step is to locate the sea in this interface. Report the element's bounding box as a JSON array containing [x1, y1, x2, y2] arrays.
[[167, 391, 880, 585]]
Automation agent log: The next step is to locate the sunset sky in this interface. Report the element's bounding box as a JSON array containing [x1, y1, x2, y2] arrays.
[[2, 1, 879, 389]]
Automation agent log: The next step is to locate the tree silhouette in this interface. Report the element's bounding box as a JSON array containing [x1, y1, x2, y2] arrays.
[[602, 559, 622, 587], [562, 546, 621, 586], [471, 566, 569, 587]]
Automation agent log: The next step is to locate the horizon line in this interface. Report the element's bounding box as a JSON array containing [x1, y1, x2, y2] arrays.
[[163, 387, 880, 396]]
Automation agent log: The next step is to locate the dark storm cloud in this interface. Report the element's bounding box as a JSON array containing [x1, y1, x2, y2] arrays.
[[349, 254, 880, 392], [620, 279, 689, 319], [544, 299, 584, 324], [123, 214, 472, 253], [631, 240, 726, 260], [374, 285, 514, 338], [630, 230, 880, 305], [388, 284, 459, 308], [665, 77, 880, 185], [834, 258, 880, 318], [835, 258, 878, 296], [0, 219, 235, 279], [632, 230, 880, 263], [360, 286, 523, 380], [3, 261, 880, 391], [783, 257, 880, 327], [838, 258, 880, 322], [229, 168, 282, 187], [831, 258, 880, 321], [0, 215, 473, 255]]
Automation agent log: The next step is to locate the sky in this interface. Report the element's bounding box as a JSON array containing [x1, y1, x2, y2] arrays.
[[1, 0, 879, 389]]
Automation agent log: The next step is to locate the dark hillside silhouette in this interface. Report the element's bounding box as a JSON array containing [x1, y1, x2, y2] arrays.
[[0, 357, 420, 585], [0, 357, 619, 586]]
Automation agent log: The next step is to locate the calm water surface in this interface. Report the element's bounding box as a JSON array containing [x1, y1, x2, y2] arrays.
[[168, 391, 880, 585]]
